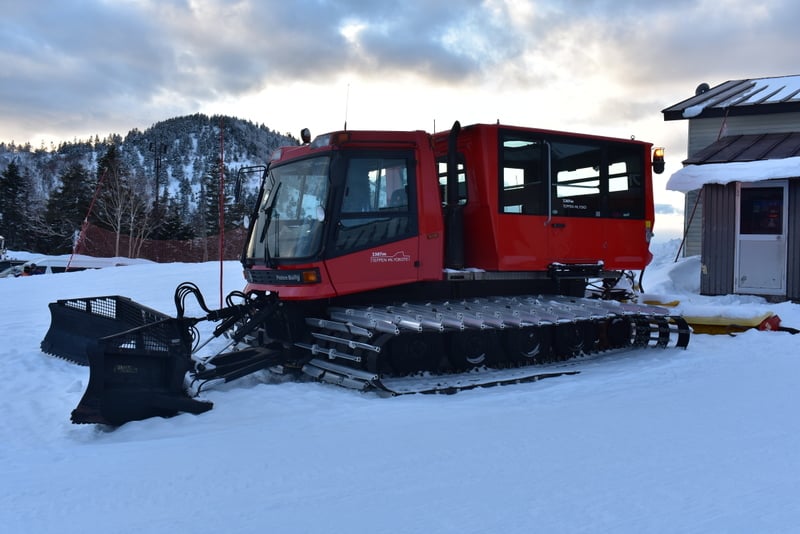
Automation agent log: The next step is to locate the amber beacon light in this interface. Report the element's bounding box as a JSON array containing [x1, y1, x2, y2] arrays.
[[652, 147, 665, 174]]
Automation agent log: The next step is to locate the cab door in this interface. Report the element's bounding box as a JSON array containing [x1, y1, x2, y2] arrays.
[[324, 153, 420, 296]]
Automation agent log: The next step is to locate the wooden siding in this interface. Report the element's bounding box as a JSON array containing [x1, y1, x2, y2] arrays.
[[682, 189, 703, 257], [790, 181, 800, 301], [688, 117, 725, 156], [687, 113, 800, 159], [700, 183, 736, 296]]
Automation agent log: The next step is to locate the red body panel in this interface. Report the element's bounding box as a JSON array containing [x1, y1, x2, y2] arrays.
[[325, 236, 421, 295], [245, 123, 657, 300]]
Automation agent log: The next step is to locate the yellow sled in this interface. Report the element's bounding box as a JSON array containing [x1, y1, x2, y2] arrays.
[[641, 297, 787, 335], [682, 311, 778, 335]]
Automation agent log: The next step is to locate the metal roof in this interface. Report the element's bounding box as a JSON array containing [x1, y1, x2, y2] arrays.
[[663, 75, 800, 121], [684, 132, 800, 164]]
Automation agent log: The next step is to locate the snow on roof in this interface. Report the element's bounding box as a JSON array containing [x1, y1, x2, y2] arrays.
[[737, 76, 800, 105], [666, 156, 800, 192], [662, 75, 800, 121]]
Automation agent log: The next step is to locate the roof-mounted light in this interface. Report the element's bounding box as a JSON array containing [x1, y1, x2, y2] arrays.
[[269, 148, 283, 161], [300, 128, 311, 144], [309, 131, 351, 149], [330, 132, 351, 145], [310, 134, 331, 148]]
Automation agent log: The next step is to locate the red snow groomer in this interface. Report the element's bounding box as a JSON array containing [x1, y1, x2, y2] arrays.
[[43, 122, 689, 425]]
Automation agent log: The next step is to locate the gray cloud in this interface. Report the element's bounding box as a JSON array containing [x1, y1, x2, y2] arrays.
[[656, 204, 682, 215], [1, 0, 506, 140], [592, 0, 800, 88], [2, 0, 800, 143]]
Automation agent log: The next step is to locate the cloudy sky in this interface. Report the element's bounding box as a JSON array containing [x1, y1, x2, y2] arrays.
[[2, 0, 799, 229]]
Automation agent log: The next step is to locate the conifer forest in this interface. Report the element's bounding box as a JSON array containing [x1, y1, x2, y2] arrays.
[[0, 114, 297, 258]]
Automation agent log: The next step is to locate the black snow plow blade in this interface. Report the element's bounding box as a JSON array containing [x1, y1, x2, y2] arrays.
[[70, 317, 213, 425]]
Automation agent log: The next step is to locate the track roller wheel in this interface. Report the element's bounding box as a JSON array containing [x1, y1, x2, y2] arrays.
[[604, 317, 634, 349], [386, 332, 445, 375], [553, 321, 599, 359], [446, 329, 501, 370], [504, 325, 554, 365]]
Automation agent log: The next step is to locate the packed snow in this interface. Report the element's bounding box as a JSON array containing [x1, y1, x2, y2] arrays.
[[2, 240, 799, 533]]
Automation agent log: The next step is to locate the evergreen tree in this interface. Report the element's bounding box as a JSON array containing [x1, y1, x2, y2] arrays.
[[149, 185, 173, 240], [199, 159, 243, 237], [200, 159, 224, 237], [158, 197, 195, 241], [0, 161, 28, 249], [225, 170, 248, 229], [42, 163, 96, 253], [176, 176, 193, 222]]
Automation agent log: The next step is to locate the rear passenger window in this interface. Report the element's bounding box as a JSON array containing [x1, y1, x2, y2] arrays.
[[499, 130, 645, 219]]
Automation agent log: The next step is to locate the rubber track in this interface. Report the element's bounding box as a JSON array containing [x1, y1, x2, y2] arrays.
[[296, 295, 690, 394]]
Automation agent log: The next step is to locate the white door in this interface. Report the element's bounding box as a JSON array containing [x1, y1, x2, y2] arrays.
[[734, 181, 788, 296]]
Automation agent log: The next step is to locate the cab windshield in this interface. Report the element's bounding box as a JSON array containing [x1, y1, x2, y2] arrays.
[[245, 156, 330, 263]]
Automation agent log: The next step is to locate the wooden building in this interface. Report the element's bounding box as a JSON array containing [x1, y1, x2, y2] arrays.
[[662, 75, 800, 300]]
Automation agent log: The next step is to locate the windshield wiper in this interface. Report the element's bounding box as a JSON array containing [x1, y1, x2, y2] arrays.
[[273, 213, 280, 260], [259, 182, 282, 268]]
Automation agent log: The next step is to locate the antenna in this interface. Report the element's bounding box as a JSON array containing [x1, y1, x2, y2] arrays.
[[344, 83, 350, 131]]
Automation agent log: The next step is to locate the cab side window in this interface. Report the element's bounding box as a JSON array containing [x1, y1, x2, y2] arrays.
[[436, 157, 467, 206], [333, 156, 416, 254], [500, 138, 546, 215]]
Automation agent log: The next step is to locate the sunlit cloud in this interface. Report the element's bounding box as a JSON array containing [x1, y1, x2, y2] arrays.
[[1, 0, 798, 216]]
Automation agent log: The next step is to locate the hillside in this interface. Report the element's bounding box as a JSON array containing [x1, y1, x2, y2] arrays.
[[0, 114, 297, 197], [0, 114, 298, 254]]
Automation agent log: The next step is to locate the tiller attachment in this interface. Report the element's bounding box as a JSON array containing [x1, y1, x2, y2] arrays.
[[45, 285, 286, 426], [70, 317, 213, 425], [41, 296, 170, 366]]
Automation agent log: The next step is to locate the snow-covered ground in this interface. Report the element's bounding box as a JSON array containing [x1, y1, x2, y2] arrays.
[[2, 240, 799, 533]]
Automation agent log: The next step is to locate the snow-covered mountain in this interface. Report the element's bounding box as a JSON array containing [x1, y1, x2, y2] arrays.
[[0, 113, 298, 207]]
